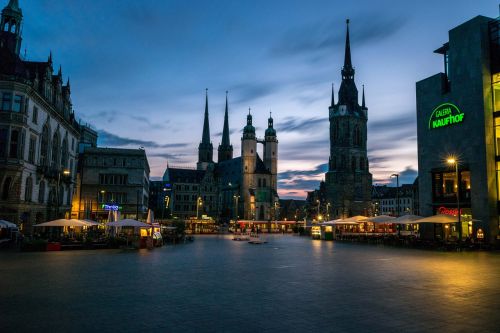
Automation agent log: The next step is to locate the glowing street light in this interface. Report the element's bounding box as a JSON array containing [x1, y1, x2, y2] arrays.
[[447, 157, 461, 240]]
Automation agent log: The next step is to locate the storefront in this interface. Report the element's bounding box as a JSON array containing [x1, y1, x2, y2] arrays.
[[416, 15, 500, 244]]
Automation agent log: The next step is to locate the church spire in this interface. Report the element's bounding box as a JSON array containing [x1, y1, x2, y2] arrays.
[[338, 19, 358, 108], [331, 83, 335, 107], [197, 88, 213, 170], [218, 91, 233, 162], [202, 88, 210, 144], [362, 85, 366, 108], [221, 91, 230, 146], [341, 19, 354, 80]]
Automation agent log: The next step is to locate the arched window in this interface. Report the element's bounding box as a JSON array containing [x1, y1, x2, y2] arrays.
[[51, 132, 60, 169], [38, 180, 45, 203], [10, 23, 16, 33], [61, 137, 69, 169], [24, 177, 33, 202], [2, 177, 11, 200], [40, 125, 50, 167]]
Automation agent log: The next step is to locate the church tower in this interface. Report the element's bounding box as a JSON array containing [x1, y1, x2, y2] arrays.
[[0, 0, 23, 56], [241, 109, 257, 219], [264, 112, 278, 195], [217, 91, 233, 162], [197, 89, 214, 170], [325, 20, 372, 218]]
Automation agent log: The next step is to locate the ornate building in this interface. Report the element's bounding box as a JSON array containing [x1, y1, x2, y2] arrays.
[[164, 91, 279, 222], [325, 20, 372, 218], [0, 0, 81, 231]]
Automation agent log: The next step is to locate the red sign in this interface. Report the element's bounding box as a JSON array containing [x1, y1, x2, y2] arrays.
[[438, 207, 463, 216]]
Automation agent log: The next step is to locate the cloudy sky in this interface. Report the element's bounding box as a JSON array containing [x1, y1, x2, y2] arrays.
[[17, 0, 498, 199]]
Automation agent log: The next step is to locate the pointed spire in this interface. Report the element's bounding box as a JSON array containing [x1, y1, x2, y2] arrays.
[[344, 19, 352, 70], [48, 51, 52, 66], [331, 83, 335, 107], [66, 77, 70, 88], [6, 0, 20, 11], [221, 91, 230, 146], [57, 65, 62, 78], [201, 88, 210, 144], [362, 85, 366, 108]]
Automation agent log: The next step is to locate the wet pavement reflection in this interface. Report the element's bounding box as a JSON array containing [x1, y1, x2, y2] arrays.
[[1, 235, 499, 332]]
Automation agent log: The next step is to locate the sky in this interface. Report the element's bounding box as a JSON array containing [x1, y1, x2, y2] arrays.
[[15, 0, 499, 199]]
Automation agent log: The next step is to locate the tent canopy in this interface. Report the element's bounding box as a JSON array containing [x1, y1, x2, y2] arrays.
[[391, 214, 424, 224], [361, 215, 396, 224], [34, 219, 89, 227], [80, 219, 100, 226], [322, 220, 359, 225], [340, 215, 368, 222], [106, 219, 151, 228], [412, 214, 459, 224], [0, 220, 17, 228]]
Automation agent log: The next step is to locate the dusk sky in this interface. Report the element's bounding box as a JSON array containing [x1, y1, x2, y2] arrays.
[[18, 0, 498, 199]]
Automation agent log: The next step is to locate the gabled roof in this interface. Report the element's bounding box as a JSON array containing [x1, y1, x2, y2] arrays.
[[165, 167, 206, 184]]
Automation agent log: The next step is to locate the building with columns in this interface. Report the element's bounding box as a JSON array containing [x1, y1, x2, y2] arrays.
[[163, 91, 279, 222], [325, 20, 372, 218], [0, 0, 81, 231]]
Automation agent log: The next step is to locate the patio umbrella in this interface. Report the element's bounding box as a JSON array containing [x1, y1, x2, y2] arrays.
[[80, 219, 100, 227], [106, 219, 151, 228], [341, 215, 368, 222], [361, 215, 396, 224], [34, 219, 89, 227], [107, 210, 115, 223], [412, 214, 460, 224], [321, 220, 359, 225], [392, 214, 424, 224], [0, 220, 17, 228]]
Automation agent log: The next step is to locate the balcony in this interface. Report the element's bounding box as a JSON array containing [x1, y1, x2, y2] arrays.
[[0, 112, 27, 125]]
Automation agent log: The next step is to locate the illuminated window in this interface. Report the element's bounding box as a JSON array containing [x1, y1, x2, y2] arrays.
[[494, 82, 500, 112]]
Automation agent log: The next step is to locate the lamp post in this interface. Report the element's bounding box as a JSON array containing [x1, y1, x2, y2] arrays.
[[326, 203, 331, 221], [447, 157, 461, 241], [196, 196, 203, 219], [136, 189, 140, 220], [316, 199, 320, 221], [233, 195, 240, 220], [391, 173, 399, 217], [56, 169, 70, 218]]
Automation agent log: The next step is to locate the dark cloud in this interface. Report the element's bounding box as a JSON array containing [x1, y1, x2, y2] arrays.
[[374, 166, 418, 186], [149, 153, 184, 161], [279, 163, 328, 181], [97, 130, 189, 149], [272, 16, 406, 59], [214, 129, 238, 137], [277, 116, 328, 133], [368, 111, 416, 133], [230, 81, 278, 104]]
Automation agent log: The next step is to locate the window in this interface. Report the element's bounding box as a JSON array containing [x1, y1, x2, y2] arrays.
[[61, 138, 69, 169], [263, 179, 267, 187], [28, 136, 36, 163], [12, 95, 22, 112], [1, 93, 11, 111], [2, 177, 11, 200], [32, 106, 38, 124], [9, 129, 19, 158], [38, 180, 45, 203], [0, 128, 7, 157], [40, 125, 50, 166], [24, 177, 33, 202], [51, 132, 60, 168]]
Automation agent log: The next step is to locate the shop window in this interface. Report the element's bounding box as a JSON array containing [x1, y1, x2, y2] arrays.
[[494, 82, 500, 112]]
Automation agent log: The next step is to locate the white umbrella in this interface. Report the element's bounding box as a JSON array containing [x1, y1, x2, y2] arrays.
[[106, 219, 151, 228], [340, 215, 368, 222], [362, 215, 396, 224], [107, 210, 115, 223], [412, 214, 461, 224], [392, 214, 424, 224], [0, 220, 17, 228], [34, 219, 88, 227], [80, 219, 100, 226], [321, 220, 359, 225]]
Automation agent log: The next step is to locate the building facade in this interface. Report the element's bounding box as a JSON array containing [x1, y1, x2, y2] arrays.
[[372, 184, 416, 216], [163, 91, 279, 222], [0, 0, 80, 231], [72, 147, 150, 221], [325, 20, 372, 218], [416, 14, 500, 244]]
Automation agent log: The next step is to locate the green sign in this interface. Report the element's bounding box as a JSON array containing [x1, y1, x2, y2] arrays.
[[429, 103, 464, 129]]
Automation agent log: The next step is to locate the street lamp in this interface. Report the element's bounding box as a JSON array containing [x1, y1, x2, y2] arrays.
[[447, 157, 461, 240], [196, 196, 203, 219], [326, 203, 331, 221], [233, 195, 240, 220], [391, 173, 399, 217], [56, 169, 70, 218], [316, 199, 320, 221]]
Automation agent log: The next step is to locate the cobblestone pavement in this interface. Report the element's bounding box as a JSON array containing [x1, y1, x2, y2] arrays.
[[1, 235, 499, 332]]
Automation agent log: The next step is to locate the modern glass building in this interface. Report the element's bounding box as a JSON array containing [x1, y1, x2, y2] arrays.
[[416, 14, 500, 244]]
